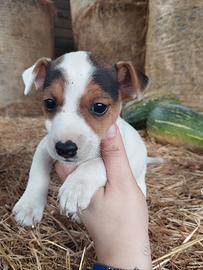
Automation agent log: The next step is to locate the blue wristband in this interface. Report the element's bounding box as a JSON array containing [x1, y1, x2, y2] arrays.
[[92, 263, 140, 270], [92, 263, 112, 270]]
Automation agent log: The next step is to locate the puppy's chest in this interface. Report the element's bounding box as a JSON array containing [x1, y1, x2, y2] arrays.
[[56, 163, 77, 182]]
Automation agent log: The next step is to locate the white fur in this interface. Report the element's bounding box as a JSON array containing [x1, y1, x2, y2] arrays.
[[13, 136, 53, 226], [59, 51, 94, 113], [47, 112, 100, 163], [44, 52, 100, 163], [58, 117, 147, 221], [13, 51, 148, 226]]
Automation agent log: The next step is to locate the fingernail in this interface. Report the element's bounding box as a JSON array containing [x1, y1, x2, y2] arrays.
[[103, 125, 117, 139]]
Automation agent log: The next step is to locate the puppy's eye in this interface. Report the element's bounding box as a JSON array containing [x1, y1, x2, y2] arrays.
[[91, 103, 108, 116], [44, 98, 57, 111]]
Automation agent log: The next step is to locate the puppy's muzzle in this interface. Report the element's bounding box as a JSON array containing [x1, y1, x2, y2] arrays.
[[55, 140, 78, 159]]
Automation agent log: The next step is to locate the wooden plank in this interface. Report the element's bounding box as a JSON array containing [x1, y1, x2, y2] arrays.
[[55, 25, 72, 31], [57, 9, 70, 18], [55, 38, 74, 48], [55, 47, 75, 56], [54, 0, 74, 55], [54, 17, 72, 28], [55, 25, 72, 32], [54, 0, 70, 10], [55, 28, 73, 39]]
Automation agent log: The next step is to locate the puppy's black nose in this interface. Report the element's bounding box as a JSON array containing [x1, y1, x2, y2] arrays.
[[55, 140, 78, 158]]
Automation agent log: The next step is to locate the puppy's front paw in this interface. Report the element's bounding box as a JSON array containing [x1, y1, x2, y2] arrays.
[[59, 176, 94, 216], [12, 194, 45, 226]]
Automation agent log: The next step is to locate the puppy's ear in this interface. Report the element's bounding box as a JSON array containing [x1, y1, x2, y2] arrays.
[[22, 57, 51, 95], [115, 61, 149, 101]]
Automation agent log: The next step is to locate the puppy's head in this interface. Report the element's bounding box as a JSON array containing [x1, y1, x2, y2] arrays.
[[22, 51, 148, 163]]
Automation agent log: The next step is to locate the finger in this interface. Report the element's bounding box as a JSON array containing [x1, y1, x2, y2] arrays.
[[101, 124, 135, 187]]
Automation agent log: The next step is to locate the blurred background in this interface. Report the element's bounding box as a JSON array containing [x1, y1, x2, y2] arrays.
[[0, 0, 202, 116], [0, 1, 202, 270]]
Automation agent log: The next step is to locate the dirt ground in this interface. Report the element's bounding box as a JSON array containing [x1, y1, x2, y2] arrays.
[[0, 116, 202, 270]]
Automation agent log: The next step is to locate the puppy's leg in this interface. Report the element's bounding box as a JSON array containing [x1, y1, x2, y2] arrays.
[[59, 158, 106, 219], [13, 136, 53, 226]]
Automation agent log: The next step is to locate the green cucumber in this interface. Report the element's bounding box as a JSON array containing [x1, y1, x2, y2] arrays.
[[121, 93, 179, 129], [147, 103, 203, 152]]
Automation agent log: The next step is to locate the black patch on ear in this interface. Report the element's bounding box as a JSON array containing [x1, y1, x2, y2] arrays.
[[135, 67, 149, 90], [43, 62, 64, 89], [92, 67, 119, 101]]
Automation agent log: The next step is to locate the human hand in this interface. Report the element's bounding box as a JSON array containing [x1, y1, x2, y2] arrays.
[[55, 125, 151, 269]]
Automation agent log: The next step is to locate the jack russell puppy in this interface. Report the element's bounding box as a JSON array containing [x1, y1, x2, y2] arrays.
[[13, 51, 150, 226]]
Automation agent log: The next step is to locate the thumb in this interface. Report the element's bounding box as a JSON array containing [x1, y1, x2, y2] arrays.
[[101, 124, 134, 187]]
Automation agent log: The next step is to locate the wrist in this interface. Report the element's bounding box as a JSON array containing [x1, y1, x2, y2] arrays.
[[92, 262, 141, 270], [96, 247, 141, 269], [95, 239, 151, 270]]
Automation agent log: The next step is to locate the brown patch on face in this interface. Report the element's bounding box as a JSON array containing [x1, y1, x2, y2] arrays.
[[116, 61, 149, 101], [116, 61, 141, 100], [42, 78, 65, 119], [79, 81, 121, 138], [33, 58, 49, 74], [33, 58, 50, 90]]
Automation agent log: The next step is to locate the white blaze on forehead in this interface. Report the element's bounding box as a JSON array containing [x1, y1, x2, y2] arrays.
[[45, 52, 101, 162], [58, 51, 95, 112]]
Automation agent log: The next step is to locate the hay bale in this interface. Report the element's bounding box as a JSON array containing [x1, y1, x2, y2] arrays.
[[70, 0, 148, 68], [0, 116, 202, 269], [0, 0, 54, 114], [145, 0, 203, 109]]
